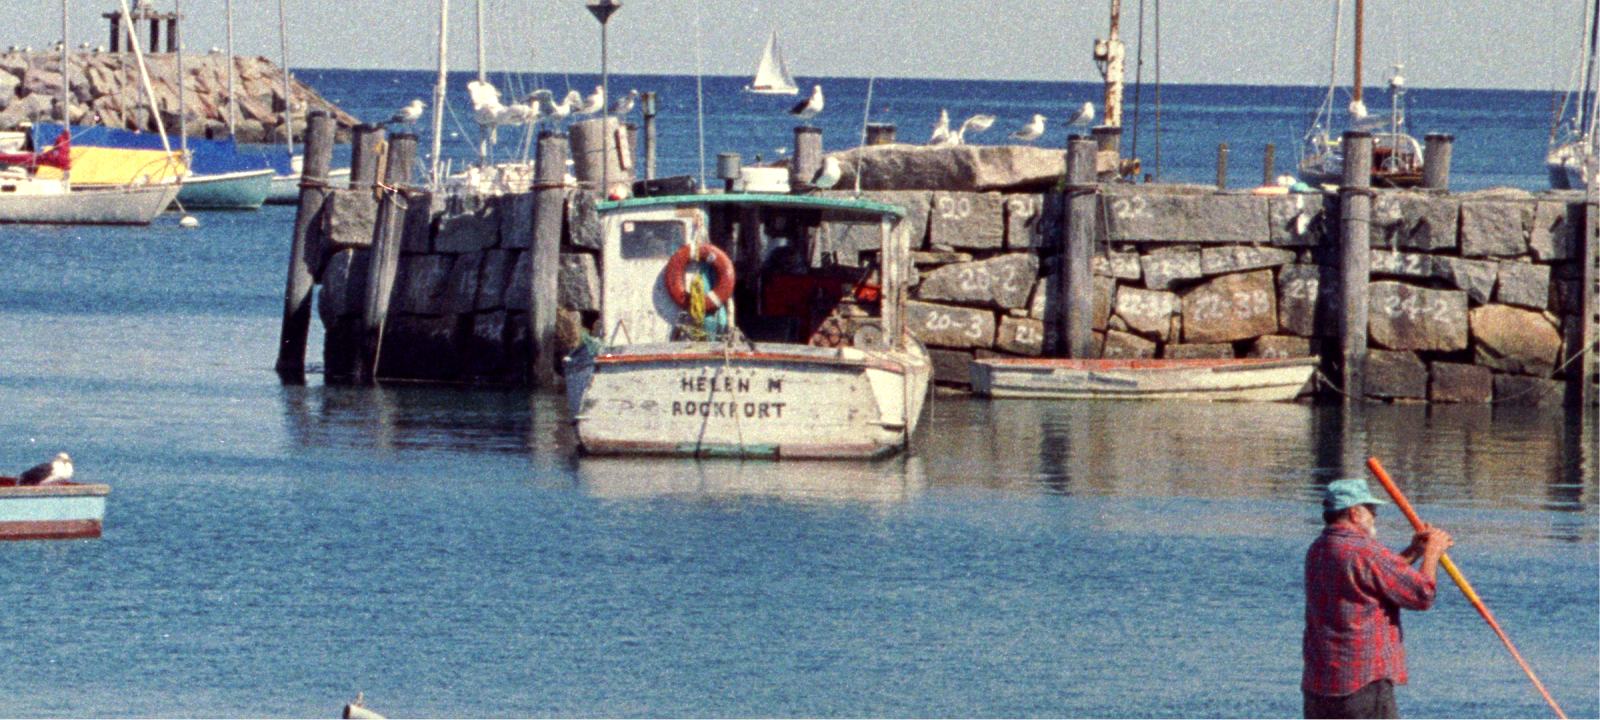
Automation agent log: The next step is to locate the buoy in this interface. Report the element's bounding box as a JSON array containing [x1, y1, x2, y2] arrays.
[[179, 215, 200, 228]]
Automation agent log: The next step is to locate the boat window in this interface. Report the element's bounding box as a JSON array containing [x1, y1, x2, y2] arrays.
[[619, 220, 686, 259]]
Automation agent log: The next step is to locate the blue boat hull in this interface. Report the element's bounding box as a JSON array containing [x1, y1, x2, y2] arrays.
[[177, 169, 274, 210]]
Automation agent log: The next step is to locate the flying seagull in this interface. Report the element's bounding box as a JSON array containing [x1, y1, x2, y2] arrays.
[[609, 89, 639, 116], [954, 113, 996, 145], [388, 99, 425, 127], [1010, 113, 1046, 143], [789, 84, 824, 123], [18, 452, 73, 486], [1066, 101, 1095, 129], [928, 108, 951, 146], [810, 156, 842, 190]]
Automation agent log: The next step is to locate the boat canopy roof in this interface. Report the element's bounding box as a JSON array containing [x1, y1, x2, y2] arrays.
[[597, 192, 904, 222]]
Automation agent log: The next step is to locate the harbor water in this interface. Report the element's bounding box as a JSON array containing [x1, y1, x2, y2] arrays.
[[0, 73, 1596, 717]]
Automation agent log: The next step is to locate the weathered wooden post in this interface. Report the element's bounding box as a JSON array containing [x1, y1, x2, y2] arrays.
[[865, 123, 896, 146], [529, 132, 568, 387], [275, 110, 334, 384], [1092, 126, 1121, 182], [1422, 133, 1454, 191], [569, 117, 632, 197], [641, 91, 658, 180], [791, 126, 821, 190], [1215, 142, 1229, 190], [348, 123, 386, 188], [1060, 137, 1098, 358], [357, 133, 417, 384], [1582, 152, 1599, 407], [1338, 131, 1374, 402], [1262, 143, 1276, 186]]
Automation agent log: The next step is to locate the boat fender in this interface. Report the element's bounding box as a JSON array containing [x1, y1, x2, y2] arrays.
[[665, 243, 736, 311]]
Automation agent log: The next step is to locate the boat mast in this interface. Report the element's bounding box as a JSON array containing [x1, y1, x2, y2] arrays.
[[115, 0, 173, 154], [1583, 0, 1600, 139], [1094, 0, 1125, 128], [476, 0, 487, 166], [1351, 0, 1364, 113], [59, 0, 69, 131], [176, 0, 188, 159], [277, 0, 293, 156], [430, 0, 449, 187], [226, 0, 236, 136]]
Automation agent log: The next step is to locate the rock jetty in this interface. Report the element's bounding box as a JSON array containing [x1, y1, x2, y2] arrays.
[[0, 51, 359, 143]]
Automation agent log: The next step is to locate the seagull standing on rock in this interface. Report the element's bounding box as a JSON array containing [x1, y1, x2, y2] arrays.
[[928, 109, 951, 146], [1010, 113, 1046, 143], [789, 84, 824, 123], [1066, 101, 1095, 130], [388, 99, 425, 127], [18, 452, 73, 486]]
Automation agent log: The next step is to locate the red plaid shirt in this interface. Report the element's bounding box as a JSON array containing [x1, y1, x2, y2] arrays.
[[1302, 524, 1437, 696]]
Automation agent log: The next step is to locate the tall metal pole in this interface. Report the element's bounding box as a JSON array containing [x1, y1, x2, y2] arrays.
[[176, 0, 187, 157], [225, 0, 236, 135], [1352, 0, 1364, 110], [475, 0, 487, 167], [277, 0, 293, 153], [430, 0, 450, 187], [1095, 0, 1125, 128]]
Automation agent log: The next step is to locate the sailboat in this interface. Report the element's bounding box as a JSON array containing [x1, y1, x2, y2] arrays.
[[1299, 0, 1424, 188], [0, 0, 180, 225], [1548, 0, 1599, 189], [744, 31, 799, 96], [260, 0, 351, 204]]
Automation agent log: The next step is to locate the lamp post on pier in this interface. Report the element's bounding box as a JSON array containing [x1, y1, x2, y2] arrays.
[[587, 0, 621, 198]]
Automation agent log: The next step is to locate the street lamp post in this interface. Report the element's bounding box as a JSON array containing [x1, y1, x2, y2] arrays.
[[587, 0, 621, 198]]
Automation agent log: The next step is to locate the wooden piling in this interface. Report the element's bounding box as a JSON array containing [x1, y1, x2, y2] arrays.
[[1061, 137, 1097, 358], [1422, 133, 1454, 191], [716, 153, 742, 192], [1583, 152, 1599, 407], [1262, 143, 1276, 187], [1338, 131, 1374, 402], [791, 126, 822, 190], [865, 123, 897, 146], [275, 110, 334, 384], [642, 91, 658, 180], [1215, 142, 1229, 190], [529, 132, 568, 387], [1092, 126, 1121, 182], [348, 123, 386, 188], [358, 133, 417, 384], [569, 117, 632, 197]]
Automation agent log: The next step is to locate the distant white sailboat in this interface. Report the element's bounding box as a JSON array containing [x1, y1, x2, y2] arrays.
[[745, 31, 798, 96], [1548, 0, 1599, 189]]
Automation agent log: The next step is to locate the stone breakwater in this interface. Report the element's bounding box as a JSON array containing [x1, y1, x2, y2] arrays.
[[0, 51, 358, 142], [306, 145, 1595, 405]]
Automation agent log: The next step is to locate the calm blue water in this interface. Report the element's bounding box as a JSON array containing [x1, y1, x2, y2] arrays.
[[0, 73, 1596, 718]]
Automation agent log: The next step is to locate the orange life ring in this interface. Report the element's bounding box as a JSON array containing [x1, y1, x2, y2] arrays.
[[664, 243, 737, 310]]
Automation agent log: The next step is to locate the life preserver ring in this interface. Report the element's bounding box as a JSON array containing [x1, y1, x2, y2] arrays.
[[664, 243, 737, 310]]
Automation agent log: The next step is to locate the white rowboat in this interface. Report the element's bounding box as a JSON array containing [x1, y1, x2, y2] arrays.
[[970, 356, 1318, 402]]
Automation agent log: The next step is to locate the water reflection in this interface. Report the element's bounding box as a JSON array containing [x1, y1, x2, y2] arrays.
[[574, 456, 927, 505]]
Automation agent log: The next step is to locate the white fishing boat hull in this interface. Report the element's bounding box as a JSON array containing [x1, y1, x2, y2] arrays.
[[971, 356, 1318, 402], [566, 341, 932, 459], [0, 180, 179, 225]]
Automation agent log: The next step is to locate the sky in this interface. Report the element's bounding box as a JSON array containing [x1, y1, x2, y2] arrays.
[[11, 1, 1586, 91]]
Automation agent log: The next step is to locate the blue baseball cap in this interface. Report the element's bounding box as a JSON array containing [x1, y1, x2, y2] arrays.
[[1323, 478, 1389, 513]]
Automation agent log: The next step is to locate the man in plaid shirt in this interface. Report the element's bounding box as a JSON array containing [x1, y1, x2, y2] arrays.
[[1303, 478, 1452, 719]]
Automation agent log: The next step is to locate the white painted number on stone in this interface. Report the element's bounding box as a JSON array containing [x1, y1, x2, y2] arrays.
[[937, 195, 973, 220], [1111, 195, 1150, 221], [1376, 292, 1454, 324], [1190, 290, 1271, 323], [925, 309, 985, 340]]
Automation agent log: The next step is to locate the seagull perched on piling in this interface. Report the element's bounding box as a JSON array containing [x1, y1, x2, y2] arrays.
[[789, 84, 824, 123], [1010, 113, 1046, 143], [1066, 101, 1095, 129], [608, 89, 639, 117], [574, 86, 605, 117], [810, 156, 842, 190], [928, 109, 951, 146], [17, 452, 73, 486], [388, 99, 425, 127], [954, 113, 996, 145]]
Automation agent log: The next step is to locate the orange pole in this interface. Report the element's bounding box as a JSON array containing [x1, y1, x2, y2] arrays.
[[1365, 457, 1568, 719]]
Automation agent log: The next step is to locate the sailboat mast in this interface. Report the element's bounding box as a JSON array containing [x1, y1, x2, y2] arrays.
[[1582, 0, 1600, 137], [116, 0, 173, 153], [177, 0, 188, 158], [1352, 0, 1364, 108], [226, 0, 236, 135], [430, 0, 450, 186], [60, 0, 69, 130], [277, 0, 293, 155], [476, 0, 487, 166], [1098, 0, 1125, 128]]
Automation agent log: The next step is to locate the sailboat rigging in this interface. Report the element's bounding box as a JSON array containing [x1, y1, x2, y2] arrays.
[[1299, 0, 1423, 188], [745, 31, 798, 96], [1548, 0, 1600, 189]]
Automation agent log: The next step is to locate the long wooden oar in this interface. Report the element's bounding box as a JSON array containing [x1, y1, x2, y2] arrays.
[[1365, 456, 1568, 719]]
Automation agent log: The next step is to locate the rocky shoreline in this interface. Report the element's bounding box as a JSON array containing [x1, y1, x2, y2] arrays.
[[0, 51, 358, 143]]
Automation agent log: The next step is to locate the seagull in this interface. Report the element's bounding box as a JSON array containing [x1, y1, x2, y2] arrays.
[[1066, 101, 1095, 129], [608, 89, 639, 116], [789, 84, 824, 123], [928, 108, 951, 146], [574, 86, 605, 117], [953, 113, 996, 145], [1348, 98, 1369, 120], [18, 452, 73, 486], [1010, 113, 1046, 143], [388, 99, 425, 127], [467, 80, 504, 126], [810, 156, 842, 189]]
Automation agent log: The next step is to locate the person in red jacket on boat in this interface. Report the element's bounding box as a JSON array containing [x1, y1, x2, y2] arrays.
[[1303, 478, 1452, 719]]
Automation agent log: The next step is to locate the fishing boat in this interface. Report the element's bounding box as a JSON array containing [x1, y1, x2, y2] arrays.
[[744, 31, 799, 96], [0, 479, 110, 541], [1548, 0, 1599, 189], [564, 193, 931, 459], [1299, 0, 1423, 188], [969, 356, 1318, 402]]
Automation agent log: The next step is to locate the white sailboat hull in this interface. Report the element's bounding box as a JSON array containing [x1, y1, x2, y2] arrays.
[[566, 341, 932, 459], [746, 31, 799, 96], [1547, 141, 1587, 190], [0, 182, 179, 225]]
